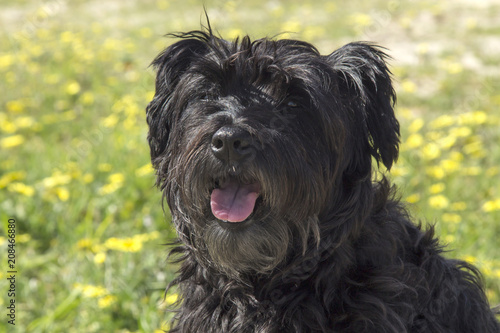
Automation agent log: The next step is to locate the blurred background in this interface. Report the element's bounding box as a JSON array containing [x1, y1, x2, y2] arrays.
[[0, 0, 499, 331]]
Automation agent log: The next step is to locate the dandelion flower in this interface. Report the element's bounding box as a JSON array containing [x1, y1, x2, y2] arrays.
[[0, 54, 14, 69], [401, 80, 416, 93], [406, 194, 421, 204], [430, 114, 455, 129], [56, 187, 70, 201], [65, 80, 81, 95], [483, 199, 500, 212], [405, 133, 423, 149], [421, 143, 441, 160], [428, 195, 449, 209], [94, 252, 106, 265], [442, 213, 461, 224], [79, 285, 109, 298], [1, 134, 25, 148], [82, 173, 94, 183], [42, 172, 71, 188], [98, 295, 117, 308], [0, 171, 26, 188], [135, 164, 153, 177], [8, 182, 34, 196], [408, 118, 424, 133], [165, 293, 179, 305], [429, 183, 445, 194]]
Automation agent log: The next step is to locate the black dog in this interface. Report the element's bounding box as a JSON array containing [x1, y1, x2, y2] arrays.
[[146, 26, 500, 332]]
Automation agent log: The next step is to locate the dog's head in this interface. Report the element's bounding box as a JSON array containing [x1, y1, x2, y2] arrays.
[[146, 29, 399, 277]]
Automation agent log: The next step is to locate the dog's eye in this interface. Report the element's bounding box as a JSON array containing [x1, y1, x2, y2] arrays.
[[286, 100, 298, 108]]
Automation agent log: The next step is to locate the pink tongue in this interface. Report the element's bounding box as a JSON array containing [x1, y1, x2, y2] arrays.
[[210, 181, 260, 222]]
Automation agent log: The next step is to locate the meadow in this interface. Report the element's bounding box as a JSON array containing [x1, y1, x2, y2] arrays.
[[0, 0, 499, 331]]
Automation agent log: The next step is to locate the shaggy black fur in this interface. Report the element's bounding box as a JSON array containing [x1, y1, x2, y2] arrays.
[[146, 26, 500, 332]]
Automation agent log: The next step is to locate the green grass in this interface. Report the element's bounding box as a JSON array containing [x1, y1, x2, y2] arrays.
[[1, 0, 499, 331]]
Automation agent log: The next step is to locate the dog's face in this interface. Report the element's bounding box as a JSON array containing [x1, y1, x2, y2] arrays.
[[146, 30, 399, 277]]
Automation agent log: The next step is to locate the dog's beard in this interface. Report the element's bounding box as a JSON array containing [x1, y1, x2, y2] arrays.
[[201, 213, 292, 277], [164, 140, 323, 278]]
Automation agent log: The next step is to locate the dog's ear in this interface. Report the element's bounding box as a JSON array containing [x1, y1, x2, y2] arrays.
[[146, 34, 210, 162], [327, 42, 400, 170]]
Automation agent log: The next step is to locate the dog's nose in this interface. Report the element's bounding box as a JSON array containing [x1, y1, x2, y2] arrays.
[[211, 126, 251, 162]]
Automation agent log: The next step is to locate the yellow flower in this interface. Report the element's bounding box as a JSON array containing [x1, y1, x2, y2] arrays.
[[82, 173, 94, 183], [135, 164, 154, 177], [65, 80, 81, 95], [405, 133, 423, 149], [444, 234, 455, 244], [441, 59, 463, 74], [442, 213, 461, 224], [426, 166, 445, 179], [430, 114, 455, 129], [408, 118, 424, 133], [109, 173, 124, 184], [0, 117, 16, 133], [429, 183, 445, 194], [391, 165, 408, 177], [483, 199, 500, 212], [463, 139, 484, 157], [60, 31, 75, 43], [81, 92, 95, 105], [281, 20, 302, 33], [406, 194, 421, 204], [450, 126, 472, 138], [94, 252, 106, 265], [1, 134, 25, 148], [458, 111, 487, 125], [105, 237, 143, 252], [421, 143, 441, 160], [165, 293, 179, 305], [440, 159, 459, 173], [350, 13, 373, 28], [8, 182, 34, 196], [77, 238, 93, 250], [98, 295, 117, 308], [56, 187, 70, 201], [6, 100, 25, 113], [401, 80, 416, 94], [76, 284, 109, 298], [437, 135, 456, 149], [0, 54, 14, 69], [15, 116, 35, 128], [98, 182, 122, 195], [0, 171, 26, 188], [226, 28, 244, 40], [462, 255, 477, 265], [42, 172, 72, 188], [428, 195, 449, 209], [102, 114, 119, 128], [449, 151, 464, 162]]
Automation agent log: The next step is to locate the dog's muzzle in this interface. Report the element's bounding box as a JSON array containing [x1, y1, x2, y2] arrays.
[[210, 126, 261, 223]]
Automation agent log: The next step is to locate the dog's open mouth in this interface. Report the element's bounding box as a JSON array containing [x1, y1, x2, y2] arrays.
[[210, 178, 261, 223]]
